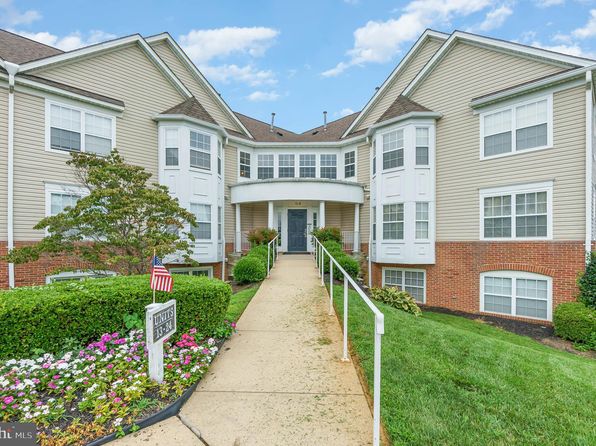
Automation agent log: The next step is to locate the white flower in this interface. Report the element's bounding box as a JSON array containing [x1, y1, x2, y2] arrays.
[[113, 417, 123, 426]]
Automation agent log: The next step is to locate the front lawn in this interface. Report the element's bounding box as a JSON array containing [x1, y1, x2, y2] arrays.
[[331, 286, 596, 445]]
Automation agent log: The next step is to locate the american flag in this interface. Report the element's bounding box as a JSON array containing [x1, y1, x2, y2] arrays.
[[150, 255, 173, 292]]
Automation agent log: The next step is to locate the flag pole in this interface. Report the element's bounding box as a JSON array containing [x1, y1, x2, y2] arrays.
[[152, 248, 156, 304]]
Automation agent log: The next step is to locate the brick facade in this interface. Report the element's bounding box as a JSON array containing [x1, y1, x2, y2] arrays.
[[371, 241, 587, 324]]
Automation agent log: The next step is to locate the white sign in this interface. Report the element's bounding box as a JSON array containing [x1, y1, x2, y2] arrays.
[[146, 300, 177, 383]]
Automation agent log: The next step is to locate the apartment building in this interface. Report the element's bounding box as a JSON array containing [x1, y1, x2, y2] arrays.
[[1, 28, 594, 323]]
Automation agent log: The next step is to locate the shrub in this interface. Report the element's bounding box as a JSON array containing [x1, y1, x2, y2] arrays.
[[578, 252, 596, 310], [233, 256, 267, 284], [312, 227, 342, 243], [371, 287, 422, 316], [322, 251, 360, 280], [322, 240, 343, 255], [553, 302, 596, 346], [247, 227, 278, 246], [0, 275, 231, 359], [247, 245, 274, 266]]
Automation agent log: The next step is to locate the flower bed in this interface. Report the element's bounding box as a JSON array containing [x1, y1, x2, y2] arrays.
[[0, 322, 236, 445]]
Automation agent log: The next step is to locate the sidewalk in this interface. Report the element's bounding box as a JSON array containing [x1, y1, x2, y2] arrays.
[[116, 254, 373, 445]]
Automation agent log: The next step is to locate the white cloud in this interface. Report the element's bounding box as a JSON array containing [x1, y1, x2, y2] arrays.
[[534, 0, 564, 7], [471, 4, 513, 32], [573, 9, 596, 39], [246, 91, 280, 102], [11, 30, 117, 51], [200, 64, 277, 87], [336, 108, 355, 117], [179, 27, 279, 64], [322, 0, 493, 76], [0, 0, 41, 26]]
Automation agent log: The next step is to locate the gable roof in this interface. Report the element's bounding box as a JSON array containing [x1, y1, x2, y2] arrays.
[[161, 97, 217, 125], [402, 30, 596, 98], [301, 112, 360, 142], [342, 29, 449, 138], [0, 29, 63, 64], [234, 112, 300, 142], [145, 33, 253, 139], [376, 95, 432, 124]]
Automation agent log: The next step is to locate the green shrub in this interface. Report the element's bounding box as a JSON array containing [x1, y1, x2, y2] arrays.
[[312, 227, 342, 243], [553, 302, 596, 346], [578, 252, 596, 310], [322, 252, 360, 280], [233, 256, 267, 284], [371, 287, 422, 316], [247, 245, 274, 266], [0, 275, 231, 359], [322, 240, 343, 255], [247, 227, 278, 246]]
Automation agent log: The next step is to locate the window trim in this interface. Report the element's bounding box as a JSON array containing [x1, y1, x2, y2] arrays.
[[190, 202, 212, 240], [479, 94, 553, 161], [382, 203, 404, 241], [45, 99, 116, 156], [344, 150, 356, 179], [239, 151, 251, 179], [415, 201, 430, 241], [189, 129, 212, 171], [480, 270, 553, 321], [299, 153, 317, 178], [169, 266, 213, 278], [382, 267, 426, 304], [479, 181, 553, 241], [164, 127, 179, 169], [319, 153, 338, 179], [257, 153, 275, 180], [381, 127, 405, 172], [278, 153, 296, 178]]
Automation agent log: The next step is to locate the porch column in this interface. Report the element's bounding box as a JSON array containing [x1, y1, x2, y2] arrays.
[[235, 204, 241, 252], [268, 201, 274, 229], [353, 203, 360, 253], [319, 201, 326, 227]]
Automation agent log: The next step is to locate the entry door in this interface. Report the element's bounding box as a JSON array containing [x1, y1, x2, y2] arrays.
[[287, 209, 307, 252]]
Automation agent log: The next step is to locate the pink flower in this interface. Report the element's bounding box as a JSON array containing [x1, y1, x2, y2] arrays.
[[53, 375, 60, 380], [42, 363, 51, 369], [114, 397, 122, 403], [107, 364, 114, 369], [3, 396, 14, 404], [48, 381, 57, 390]]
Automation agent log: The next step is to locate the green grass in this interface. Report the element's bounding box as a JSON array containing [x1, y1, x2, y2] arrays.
[[225, 286, 259, 322], [330, 285, 596, 445]]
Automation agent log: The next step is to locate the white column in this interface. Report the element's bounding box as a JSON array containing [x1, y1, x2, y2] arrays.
[[319, 201, 326, 227], [268, 201, 274, 228], [353, 203, 360, 253], [235, 204, 241, 252]]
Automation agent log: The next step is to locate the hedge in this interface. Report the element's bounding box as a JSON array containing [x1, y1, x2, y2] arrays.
[[0, 274, 232, 359], [233, 256, 266, 283], [312, 227, 342, 243], [247, 245, 274, 266], [322, 251, 360, 280], [553, 302, 596, 344]]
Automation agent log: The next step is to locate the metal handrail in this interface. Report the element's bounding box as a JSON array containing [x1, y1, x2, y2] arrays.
[[313, 236, 384, 446], [266, 235, 279, 277]]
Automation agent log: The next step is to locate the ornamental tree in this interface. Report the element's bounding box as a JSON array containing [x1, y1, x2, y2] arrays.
[[5, 150, 197, 275]]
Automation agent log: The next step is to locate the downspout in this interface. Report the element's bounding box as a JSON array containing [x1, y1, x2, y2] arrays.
[[5, 62, 19, 288], [586, 70, 594, 258]]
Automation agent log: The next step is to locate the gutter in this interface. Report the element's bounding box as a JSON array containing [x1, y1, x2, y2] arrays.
[[586, 70, 594, 257], [4, 61, 19, 288]]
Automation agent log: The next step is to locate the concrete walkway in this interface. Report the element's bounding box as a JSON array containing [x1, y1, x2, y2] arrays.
[[116, 254, 373, 445]]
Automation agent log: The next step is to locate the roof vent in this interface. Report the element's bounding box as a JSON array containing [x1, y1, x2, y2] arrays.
[[323, 111, 328, 132], [375, 86, 380, 91], [270, 112, 276, 133]]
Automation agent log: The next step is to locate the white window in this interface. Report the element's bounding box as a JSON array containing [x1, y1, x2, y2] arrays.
[[165, 128, 179, 167], [416, 202, 429, 239], [217, 140, 222, 175], [47, 102, 115, 155], [190, 203, 211, 240], [313, 211, 318, 229], [278, 154, 295, 178], [480, 182, 552, 240], [300, 154, 316, 178], [481, 271, 552, 320], [415, 128, 429, 166], [258, 154, 274, 179], [46, 270, 115, 284], [239, 151, 251, 178], [383, 203, 404, 240], [372, 206, 376, 241], [320, 154, 337, 179], [45, 183, 87, 217], [344, 151, 356, 178], [382, 129, 404, 170], [170, 266, 213, 278], [218, 206, 222, 241], [190, 131, 211, 170], [481, 96, 552, 158], [383, 268, 426, 303]]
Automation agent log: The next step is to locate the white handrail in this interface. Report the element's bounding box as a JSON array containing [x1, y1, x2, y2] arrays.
[[313, 236, 384, 446], [266, 234, 279, 277]]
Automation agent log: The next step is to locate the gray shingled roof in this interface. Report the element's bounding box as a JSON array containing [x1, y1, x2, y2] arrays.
[[161, 97, 217, 125], [375, 95, 432, 124], [0, 29, 63, 64]]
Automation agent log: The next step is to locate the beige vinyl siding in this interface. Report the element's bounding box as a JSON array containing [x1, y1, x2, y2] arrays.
[[355, 37, 444, 132], [15, 43, 186, 240], [0, 85, 7, 240], [224, 144, 238, 241], [240, 203, 267, 231], [357, 143, 371, 242], [150, 41, 244, 134], [409, 41, 583, 241]]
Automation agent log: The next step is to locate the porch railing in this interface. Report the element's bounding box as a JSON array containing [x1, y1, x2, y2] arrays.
[[267, 234, 279, 277], [313, 236, 384, 446]]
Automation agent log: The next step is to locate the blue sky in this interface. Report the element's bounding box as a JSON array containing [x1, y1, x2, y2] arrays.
[[2, 0, 596, 131]]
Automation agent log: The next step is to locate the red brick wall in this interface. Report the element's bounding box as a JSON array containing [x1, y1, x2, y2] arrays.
[[371, 241, 587, 324]]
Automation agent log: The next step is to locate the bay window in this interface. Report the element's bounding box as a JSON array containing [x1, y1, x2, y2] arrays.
[[382, 128, 404, 170], [320, 154, 337, 179], [415, 128, 429, 166], [344, 151, 356, 178], [190, 131, 211, 170], [383, 203, 404, 240], [299, 154, 316, 178], [165, 128, 179, 167], [258, 154, 274, 179], [239, 151, 251, 178], [278, 154, 295, 178], [415, 202, 429, 239], [190, 203, 211, 239]]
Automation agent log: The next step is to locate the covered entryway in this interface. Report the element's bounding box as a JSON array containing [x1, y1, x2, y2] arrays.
[[287, 209, 307, 252]]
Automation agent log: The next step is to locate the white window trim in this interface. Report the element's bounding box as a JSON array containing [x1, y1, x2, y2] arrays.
[[415, 201, 430, 241], [480, 270, 553, 321], [414, 126, 430, 167], [299, 153, 317, 178], [44, 182, 90, 236], [239, 150, 251, 179], [169, 266, 214, 278], [257, 153, 275, 179], [381, 202, 405, 241], [46, 270, 115, 284], [380, 127, 406, 172], [163, 126, 180, 171], [190, 202, 213, 241], [45, 99, 116, 156], [189, 129, 212, 172], [382, 267, 426, 304], [479, 94, 553, 161], [344, 149, 357, 179], [277, 153, 296, 178], [319, 153, 338, 179], [479, 181, 554, 241]]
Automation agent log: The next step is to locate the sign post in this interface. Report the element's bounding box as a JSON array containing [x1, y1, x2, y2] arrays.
[[145, 299, 177, 383]]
